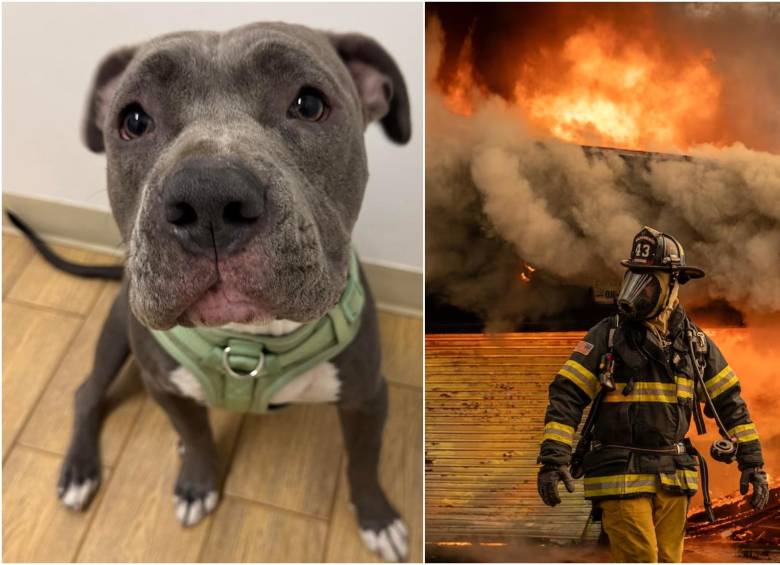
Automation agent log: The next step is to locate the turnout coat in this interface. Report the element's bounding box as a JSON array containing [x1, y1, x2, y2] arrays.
[[539, 306, 764, 501]]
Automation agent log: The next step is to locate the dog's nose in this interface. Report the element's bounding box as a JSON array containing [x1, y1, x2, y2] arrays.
[[162, 159, 266, 255]]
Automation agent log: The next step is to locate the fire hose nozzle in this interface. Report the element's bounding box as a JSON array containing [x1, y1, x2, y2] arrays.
[[710, 438, 737, 464]]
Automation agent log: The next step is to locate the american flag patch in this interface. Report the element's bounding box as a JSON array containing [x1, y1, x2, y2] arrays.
[[574, 340, 594, 356]]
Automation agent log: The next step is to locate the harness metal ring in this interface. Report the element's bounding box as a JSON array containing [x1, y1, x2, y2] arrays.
[[222, 346, 264, 379]]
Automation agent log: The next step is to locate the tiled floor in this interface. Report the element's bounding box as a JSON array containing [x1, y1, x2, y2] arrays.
[[2, 232, 422, 562]]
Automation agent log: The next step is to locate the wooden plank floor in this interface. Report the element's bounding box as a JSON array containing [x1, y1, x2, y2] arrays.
[[425, 332, 595, 554], [2, 232, 422, 563]]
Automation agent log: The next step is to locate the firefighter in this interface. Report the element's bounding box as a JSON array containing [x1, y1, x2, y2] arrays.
[[537, 226, 769, 563]]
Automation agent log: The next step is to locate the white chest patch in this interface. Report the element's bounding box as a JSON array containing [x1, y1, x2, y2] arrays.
[[169, 366, 206, 403], [221, 319, 303, 336], [269, 361, 341, 404], [168, 362, 341, 405]]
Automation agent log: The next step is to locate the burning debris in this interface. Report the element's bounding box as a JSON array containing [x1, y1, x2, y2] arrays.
[[687, 482, 780, 559]]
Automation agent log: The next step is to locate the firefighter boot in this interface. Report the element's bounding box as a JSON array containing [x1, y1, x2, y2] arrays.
[[600, 490, 689, 563]]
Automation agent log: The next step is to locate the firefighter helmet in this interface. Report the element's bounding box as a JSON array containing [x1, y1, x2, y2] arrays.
[[620, 226, 705, 284]]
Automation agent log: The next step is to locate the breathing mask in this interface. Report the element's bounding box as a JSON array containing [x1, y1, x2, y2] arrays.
[[617, 270, 671, 320]]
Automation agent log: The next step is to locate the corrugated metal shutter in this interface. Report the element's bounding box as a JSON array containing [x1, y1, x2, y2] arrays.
[[426, 332, 597, 546]]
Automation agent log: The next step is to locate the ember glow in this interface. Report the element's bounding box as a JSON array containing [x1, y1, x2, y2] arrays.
[[517, 262, 536, 284], [687, 480, 779, 553]]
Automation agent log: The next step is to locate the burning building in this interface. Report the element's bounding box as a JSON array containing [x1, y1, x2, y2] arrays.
[[425, 3, 780, 561], [426, 3, 780, 332]]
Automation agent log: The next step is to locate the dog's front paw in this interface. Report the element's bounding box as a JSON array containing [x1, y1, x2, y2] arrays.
[[57, 449, 101, 511], [352, 493, 408, 562], [359, 518, 409, 562], [174, 487, 219, 527], [173, 458, 219, 527]]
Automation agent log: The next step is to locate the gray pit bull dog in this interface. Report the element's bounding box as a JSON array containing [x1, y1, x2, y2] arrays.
[[42, 21, 411, 561]]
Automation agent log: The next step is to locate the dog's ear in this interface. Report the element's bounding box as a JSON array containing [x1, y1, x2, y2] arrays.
[[83, 46, 137, 153], [329, 33, 411, 144]]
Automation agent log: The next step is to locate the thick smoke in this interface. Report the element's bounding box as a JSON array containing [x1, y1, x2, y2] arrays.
[[679, 4, 780, 153], [426, 15, 780, 330]]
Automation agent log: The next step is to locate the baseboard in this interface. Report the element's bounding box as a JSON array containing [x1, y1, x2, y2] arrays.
[[362, 261, 423, 317], [3, 193, 123, 251], [2, 192, 422, 316]]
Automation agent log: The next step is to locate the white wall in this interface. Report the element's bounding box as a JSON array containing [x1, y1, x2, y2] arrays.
[[2, 2, 423, 271]]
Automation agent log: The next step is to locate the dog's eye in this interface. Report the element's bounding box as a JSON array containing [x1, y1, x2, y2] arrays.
[[119, 104, 154, 140], [288, 88, 329, 122]]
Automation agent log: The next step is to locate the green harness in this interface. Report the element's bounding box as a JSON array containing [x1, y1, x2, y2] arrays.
[[151, 251, 364, 414]]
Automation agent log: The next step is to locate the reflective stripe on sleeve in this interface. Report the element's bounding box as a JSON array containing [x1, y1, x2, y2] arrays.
[[542, 421, 576, 447], [704, 365, 739, 399], [604, 381, 677, 403], [583, 474, 658, 498], [728, 422, 760, 443], [558, 360, 599, 400]]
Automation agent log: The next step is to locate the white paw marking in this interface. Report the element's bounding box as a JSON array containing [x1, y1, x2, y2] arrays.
[[60, 479, 98, 511], [360, 519, 409, 562], [204, 491, 219, 513], [270, 361, 341, 404], [221, 319, 303, 336], [174, 490, 219, 527], [169, 366, 206, 402]]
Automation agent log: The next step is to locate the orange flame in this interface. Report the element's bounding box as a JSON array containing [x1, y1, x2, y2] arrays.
[[442, 33, 477, 116], [440, 18, 724, 151], [517, 23, 721, 150]]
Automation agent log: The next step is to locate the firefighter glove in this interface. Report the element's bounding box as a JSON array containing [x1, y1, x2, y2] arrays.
[[538, 464, 575, 507], [739, 467, 769, 511]]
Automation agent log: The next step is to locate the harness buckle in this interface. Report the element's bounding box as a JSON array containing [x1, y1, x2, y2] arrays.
[[222, 346, 265, 379]]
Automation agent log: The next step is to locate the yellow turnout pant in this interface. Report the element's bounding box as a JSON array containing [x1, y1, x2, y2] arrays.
[[599, 490, 689, 563]]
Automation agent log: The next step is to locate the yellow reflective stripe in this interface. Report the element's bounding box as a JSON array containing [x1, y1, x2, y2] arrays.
[[604, 381, 677, 403], [728, 422, 760, 443], [659, 469, 699, 490], [585, 471, 699, 497], [584, 474, 658, 497], [705, 365, 739, 399], [676, 376, 693, 399], [558, 360, 598, 399], [542, 421, 575, 447]]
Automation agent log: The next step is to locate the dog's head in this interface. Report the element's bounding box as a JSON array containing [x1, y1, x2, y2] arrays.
[[84, 22, 410, 329]]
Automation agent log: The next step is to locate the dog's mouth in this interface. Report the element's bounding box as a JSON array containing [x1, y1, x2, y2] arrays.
[[178, 281, 272, 327], [128, 214, 342, 330]]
